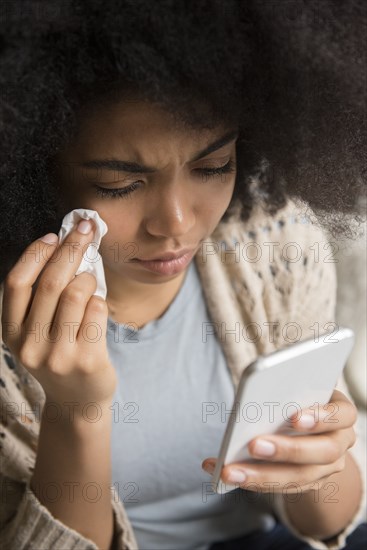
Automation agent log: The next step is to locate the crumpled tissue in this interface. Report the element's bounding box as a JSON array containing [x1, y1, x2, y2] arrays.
[[57, 208, 108, 299]]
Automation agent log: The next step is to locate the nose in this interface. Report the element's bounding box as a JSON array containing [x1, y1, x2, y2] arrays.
[[144, 182, 196, 239]]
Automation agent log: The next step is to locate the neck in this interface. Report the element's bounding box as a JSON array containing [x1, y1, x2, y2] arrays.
[[103, 264, 189, 329]]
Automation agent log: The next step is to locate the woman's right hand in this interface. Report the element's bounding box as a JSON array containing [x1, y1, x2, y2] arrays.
[[1, 219, 117, 419]]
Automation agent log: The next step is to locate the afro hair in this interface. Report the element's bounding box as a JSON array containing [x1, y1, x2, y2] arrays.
[[0, 0, 366, 282]]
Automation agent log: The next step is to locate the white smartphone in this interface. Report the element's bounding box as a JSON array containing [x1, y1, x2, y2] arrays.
[[211, 327, 355, 494]]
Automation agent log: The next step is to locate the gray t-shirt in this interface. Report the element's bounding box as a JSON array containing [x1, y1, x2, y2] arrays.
[[107, 260, 275, 550]]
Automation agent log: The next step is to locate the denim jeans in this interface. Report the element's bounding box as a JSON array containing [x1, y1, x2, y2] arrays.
[[208, 521, 367, 550]]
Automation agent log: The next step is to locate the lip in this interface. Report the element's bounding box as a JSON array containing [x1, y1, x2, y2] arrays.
[[132, 249, 196, 275], [135, 248, 195, 261]]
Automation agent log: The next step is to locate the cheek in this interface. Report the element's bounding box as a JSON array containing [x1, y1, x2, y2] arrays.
[[198, 178, 236, 216], [96, 203, 141, 262]]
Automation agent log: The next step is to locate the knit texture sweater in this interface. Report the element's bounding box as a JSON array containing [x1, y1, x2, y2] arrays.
[[1, 199, 366, 550]]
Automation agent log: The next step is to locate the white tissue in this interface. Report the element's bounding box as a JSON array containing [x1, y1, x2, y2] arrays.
[[57, 209, 108, 299]]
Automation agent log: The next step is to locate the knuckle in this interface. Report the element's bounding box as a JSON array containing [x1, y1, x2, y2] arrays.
[[89, 296, 107, 313], [18, 346, 39, 370], [61, 287, 86, 306], [5, 272, 27, 290], [38, 277, 66, 295]]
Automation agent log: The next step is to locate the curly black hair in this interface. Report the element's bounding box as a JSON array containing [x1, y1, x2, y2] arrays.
[[0, 0, 366, 282]]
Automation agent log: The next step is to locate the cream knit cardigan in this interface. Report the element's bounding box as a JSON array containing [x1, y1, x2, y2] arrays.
[[0, 199, 366, 550]]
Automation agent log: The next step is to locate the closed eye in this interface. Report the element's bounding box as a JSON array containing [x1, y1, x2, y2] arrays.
[[93, 159, 236, 200]]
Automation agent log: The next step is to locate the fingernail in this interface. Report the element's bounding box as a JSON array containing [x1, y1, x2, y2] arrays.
[[253, 439, 276, 457], [203, 461, 216, 474], [40, 233, 58, 244], [77, 219, 93, 234], [298, 414, 315, 429], [227, 469, 247, 483]]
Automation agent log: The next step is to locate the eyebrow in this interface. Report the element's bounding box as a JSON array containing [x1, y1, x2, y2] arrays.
[[80, 129, 239, 174]]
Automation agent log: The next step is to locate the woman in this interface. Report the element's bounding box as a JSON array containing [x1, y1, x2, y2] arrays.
[[0, 1, 366, 549]]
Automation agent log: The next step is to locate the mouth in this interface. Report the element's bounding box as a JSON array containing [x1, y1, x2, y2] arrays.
[[134, 247, 196, 262], [131, 248, 197, 275]]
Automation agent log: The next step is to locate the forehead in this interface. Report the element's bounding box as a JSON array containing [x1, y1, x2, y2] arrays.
[[63, 99, 237, 164]]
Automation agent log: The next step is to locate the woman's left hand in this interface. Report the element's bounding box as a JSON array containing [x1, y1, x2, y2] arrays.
[[202, 389, 358, 494]]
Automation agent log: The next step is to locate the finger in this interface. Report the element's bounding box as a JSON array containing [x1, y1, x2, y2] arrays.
[[246, 427, 356, 464], [44, 272, 97, 359], [289, 389, 358, 433], [1, 235, 59, 352], [24, 219, 96, 343], [218, 457, 345, 492], [76, 294, 109, 368]]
